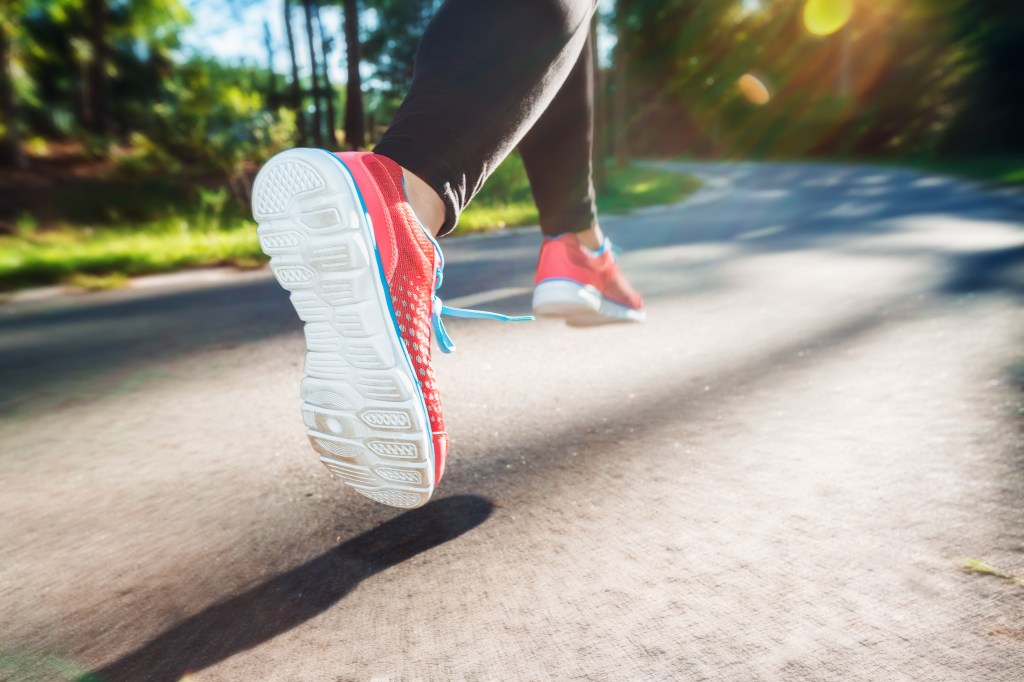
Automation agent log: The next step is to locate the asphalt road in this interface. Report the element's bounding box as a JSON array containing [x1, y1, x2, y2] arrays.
[[2, 162, 1023, 681]]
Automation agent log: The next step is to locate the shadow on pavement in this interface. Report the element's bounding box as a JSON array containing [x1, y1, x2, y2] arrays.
[[0, 276, 299, 413], [940, 243, 1024, 297], [82, 495, 493, 682]]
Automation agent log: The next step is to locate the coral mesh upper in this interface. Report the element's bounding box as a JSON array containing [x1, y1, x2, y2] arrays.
[[535, 233, 644, 310], [336, 151, 448, 481]]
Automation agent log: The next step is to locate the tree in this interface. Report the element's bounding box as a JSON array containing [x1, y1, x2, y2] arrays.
[[86, 0, 109, 147], [13, 0, 186, 140], [302, 0, 323, 147], [611, 9, 629, 167], [342, 0, 364, 148], [0, 10, 24, 168], [590, 15, 607, 191], [361, 0, 435, 116], [941, 0, 1024, 152], [284, 0, 306, 144], [314, 4, 338, 145], [263, 20, 278, 109]]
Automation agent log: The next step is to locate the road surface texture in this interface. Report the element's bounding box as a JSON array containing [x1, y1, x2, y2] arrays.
[[2, 162, 1023, 681]]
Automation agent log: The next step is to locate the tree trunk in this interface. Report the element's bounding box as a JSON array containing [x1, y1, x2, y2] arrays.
[[263, 20, 278, 110], [0, 17, 24, 168], [302, 0, 323, 147], [612, 38, 629, 168], [315, 4, 338, 146], [87, 0, 109, 151], [590, 17, 607, 194], [284, 0, 306, 144], [342, 0, 365, 149]]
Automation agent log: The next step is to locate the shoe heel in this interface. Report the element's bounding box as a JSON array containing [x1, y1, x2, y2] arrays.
[[532, 279, 601, 319]]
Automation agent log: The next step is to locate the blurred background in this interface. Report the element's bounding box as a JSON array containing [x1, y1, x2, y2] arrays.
[[1, 0, 1022, 292]]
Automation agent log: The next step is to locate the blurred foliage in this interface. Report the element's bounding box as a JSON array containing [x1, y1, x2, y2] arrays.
[[145, 57, 297, 205], [2, 0, 294, 209], [16, 0, 190, 139], [361, 0, 438, 120], [2, 0, 1023, 227], [0, 153, 697, 288], [615, 0, 1024, 159]]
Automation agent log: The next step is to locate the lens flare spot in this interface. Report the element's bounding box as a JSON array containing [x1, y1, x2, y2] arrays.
[[803, 0, 853, 36], [738, 74, 770, 105]]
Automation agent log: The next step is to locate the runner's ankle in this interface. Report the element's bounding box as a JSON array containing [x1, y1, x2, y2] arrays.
[[400, 166, 445, 237], [574, 224, 604, 251]]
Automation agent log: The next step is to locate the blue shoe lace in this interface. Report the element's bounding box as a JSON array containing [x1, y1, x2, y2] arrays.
[[423, 233, 532, 354]]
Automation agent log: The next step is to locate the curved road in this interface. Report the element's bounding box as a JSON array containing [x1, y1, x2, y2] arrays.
[[2, 162, 1023, 681]]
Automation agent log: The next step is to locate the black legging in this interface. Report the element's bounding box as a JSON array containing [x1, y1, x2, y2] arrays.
[[373, 0, 599, 238]]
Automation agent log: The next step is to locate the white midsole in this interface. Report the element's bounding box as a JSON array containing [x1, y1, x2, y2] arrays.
[[532, 279, 645, 325]]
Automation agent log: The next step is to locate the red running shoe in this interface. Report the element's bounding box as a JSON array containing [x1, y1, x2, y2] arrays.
[[532, 232, 645, 325], [252, 149, 528, 508]]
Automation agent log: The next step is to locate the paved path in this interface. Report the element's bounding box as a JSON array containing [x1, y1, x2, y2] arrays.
[[2, 163, 1023, 681]]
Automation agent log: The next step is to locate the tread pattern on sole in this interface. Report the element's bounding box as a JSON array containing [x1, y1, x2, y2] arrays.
[[253, 149, 434, 509], [253, 160, 324, 216]]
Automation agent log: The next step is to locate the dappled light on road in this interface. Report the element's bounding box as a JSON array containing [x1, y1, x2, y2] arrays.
[[3, 162, 1023, 680]]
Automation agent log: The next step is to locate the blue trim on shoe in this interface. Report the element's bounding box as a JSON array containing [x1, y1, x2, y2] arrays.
[[321, 150, 436, 467], [586, 238, 611, 257]]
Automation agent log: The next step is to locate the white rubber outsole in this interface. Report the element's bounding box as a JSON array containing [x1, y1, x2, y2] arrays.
[[532, 279, 645, 326], [252, 148, 434, 509]]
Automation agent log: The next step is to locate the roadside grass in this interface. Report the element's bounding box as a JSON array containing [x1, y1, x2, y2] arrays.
[[0, 219, 262, 292], [903, 157, 1024, 185], [0, 157, 699, 292], [459, 155, 701, 232], [811, 155, 1024, 186]]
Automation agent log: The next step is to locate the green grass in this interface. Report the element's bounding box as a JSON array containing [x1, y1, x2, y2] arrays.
[[0, 218, 262, 291], [457, 203, 543, 232], [830, 155, 1024, 186], [460, 154, 701, 232], [598, 164, 702, 213], [0, 158, 700, 292], [907, 157, 1024, 185], [0, 649, 100, 682]]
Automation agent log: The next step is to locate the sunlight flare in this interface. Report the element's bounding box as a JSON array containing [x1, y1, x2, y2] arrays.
[[803, 0, 853, 36], [738, 74, 771, 105]]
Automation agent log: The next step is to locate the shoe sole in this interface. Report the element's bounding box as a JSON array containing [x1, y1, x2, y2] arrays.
[[252, 148, 434, 509], [532, 279, 645, 326]]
